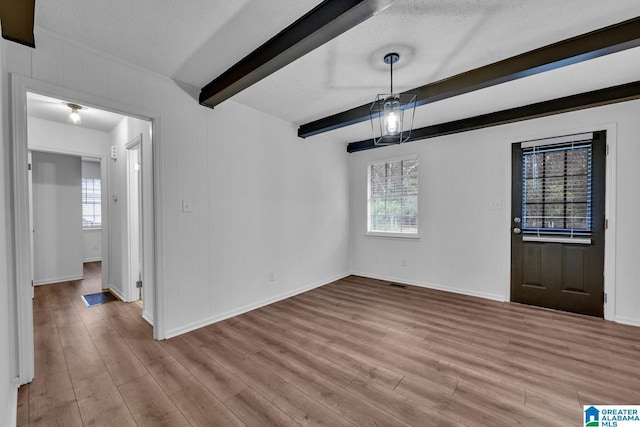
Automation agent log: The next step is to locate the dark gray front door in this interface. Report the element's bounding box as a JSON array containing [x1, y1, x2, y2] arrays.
[[511, 131, 606, 317]]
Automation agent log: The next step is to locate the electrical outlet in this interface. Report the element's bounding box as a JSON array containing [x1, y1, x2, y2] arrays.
[[489, 199, 502, 210]]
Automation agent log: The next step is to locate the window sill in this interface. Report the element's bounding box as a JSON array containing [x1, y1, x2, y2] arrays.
[[83, 228, 102, 231], [366, 232, 420, 239]]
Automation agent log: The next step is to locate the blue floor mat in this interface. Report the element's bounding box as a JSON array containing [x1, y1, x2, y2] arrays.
[[82, 291, 117, 307]]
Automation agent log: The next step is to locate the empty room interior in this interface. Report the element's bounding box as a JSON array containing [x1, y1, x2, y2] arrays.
[[1, 1, 640, 426]]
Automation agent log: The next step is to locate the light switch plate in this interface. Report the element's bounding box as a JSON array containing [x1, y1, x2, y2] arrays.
[[182, 199, 193, 213]]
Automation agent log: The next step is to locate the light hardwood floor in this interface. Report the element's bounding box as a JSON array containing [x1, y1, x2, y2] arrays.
[[18, 266, 640, 426]]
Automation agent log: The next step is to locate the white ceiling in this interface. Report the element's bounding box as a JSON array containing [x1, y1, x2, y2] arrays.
[[27, 92, 126, 132], [34, 0, 640, 142]]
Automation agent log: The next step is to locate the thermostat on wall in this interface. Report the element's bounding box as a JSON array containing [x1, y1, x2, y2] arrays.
[[111, 146, 117, 160]]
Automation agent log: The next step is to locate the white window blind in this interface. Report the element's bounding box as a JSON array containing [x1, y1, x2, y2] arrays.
[[522, 139, 592, 237], [368, 156, 418, 235], [82, 178, 101, 228]]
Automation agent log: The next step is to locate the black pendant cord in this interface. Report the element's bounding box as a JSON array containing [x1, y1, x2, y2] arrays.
[[390, 60, 393, 93]]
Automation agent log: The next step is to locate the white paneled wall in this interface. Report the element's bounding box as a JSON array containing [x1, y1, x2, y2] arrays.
[[3, 28, 351, 337], [163, 94, 350, 334], [83, 229, 102, 262], [29, 118, 109, 275], [31, 152, 83, 285], [107, 116, 153, 323], [107, 117, 129, 301], [350, 99, 640, 327]]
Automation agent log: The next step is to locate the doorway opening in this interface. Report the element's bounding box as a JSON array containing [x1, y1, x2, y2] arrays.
[[12, 78, 159, 385], [28, 150, 104, 288], [25, 92, 152, 308]]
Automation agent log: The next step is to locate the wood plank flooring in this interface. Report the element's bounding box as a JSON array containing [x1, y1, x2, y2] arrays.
[[18, 266, 640, 426]]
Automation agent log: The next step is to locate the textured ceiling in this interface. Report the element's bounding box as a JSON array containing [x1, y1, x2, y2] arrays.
[[36, 0, 323, 81], [34, 0, 640, 142], [234, 0, 640, 126]]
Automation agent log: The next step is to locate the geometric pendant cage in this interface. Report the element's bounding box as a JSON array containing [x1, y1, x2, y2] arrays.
[[370, 53, 417, 145]]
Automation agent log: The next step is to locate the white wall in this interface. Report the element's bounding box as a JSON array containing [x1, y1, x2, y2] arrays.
[[107, 116, 152, 314], [82, 159, 101, 178], [28, 116, 110, 156], [32, 151, 84, 285], [4, 29, 351, 338], [82, 160, 102, 262], [350, 99, 640, 327], [82, 228, 102, 262]]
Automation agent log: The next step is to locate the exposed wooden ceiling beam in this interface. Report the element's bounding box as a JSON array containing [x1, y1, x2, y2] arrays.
[[301, 16, 640, 139], [199, 0, 396, 109], [0, 0, 36, 48], [346, 81, 640, 152]]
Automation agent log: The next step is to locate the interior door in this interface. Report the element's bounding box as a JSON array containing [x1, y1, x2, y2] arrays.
[[511, 131, 606, 317]]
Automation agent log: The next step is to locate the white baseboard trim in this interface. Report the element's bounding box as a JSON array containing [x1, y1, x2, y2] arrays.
[[165, 272, 349, 339], [34, 274, 84, 285], [614, 316, 640, 328], [107, 285, 127, 302], [83, 257, 102, 263], [8, 377, 20, 427], [142, 311, 153, 326], [349, 271, 506, 303]]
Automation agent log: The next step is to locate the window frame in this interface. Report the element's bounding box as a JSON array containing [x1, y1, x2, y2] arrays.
[[82, 177, 102, 230], [521, 142, 593, 238], [366, 154, 419, 239]]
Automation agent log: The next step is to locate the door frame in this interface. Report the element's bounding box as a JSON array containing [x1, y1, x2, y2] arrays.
[[504, 122, 617, 321], [10, 74, 166, 385], [28, 151, 109, 289], [125, 134, 143, 303]]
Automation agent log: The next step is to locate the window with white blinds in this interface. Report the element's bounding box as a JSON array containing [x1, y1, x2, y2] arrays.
[[82, 178, 101, 228], [368, 156, 418, 235], [522, 140, 592, 236]]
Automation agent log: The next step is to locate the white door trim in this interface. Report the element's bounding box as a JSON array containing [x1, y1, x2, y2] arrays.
[[10, 74, 166, 385], [125, 134, 143, 303], [11, 76, 35, 384]]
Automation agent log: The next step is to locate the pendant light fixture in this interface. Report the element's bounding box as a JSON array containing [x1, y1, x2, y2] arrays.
[[66, 103, 83, 125], [370, 53, 417, 145]]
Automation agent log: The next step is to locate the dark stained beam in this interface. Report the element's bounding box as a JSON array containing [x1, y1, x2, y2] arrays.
[[347, 80, 640, 152], [0, 0, 36, 48], [199, 0, 396, 109], [301, 16, 640, 139]]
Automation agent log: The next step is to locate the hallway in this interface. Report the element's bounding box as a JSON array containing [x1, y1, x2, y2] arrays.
[[17, 262, 154, 426]]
